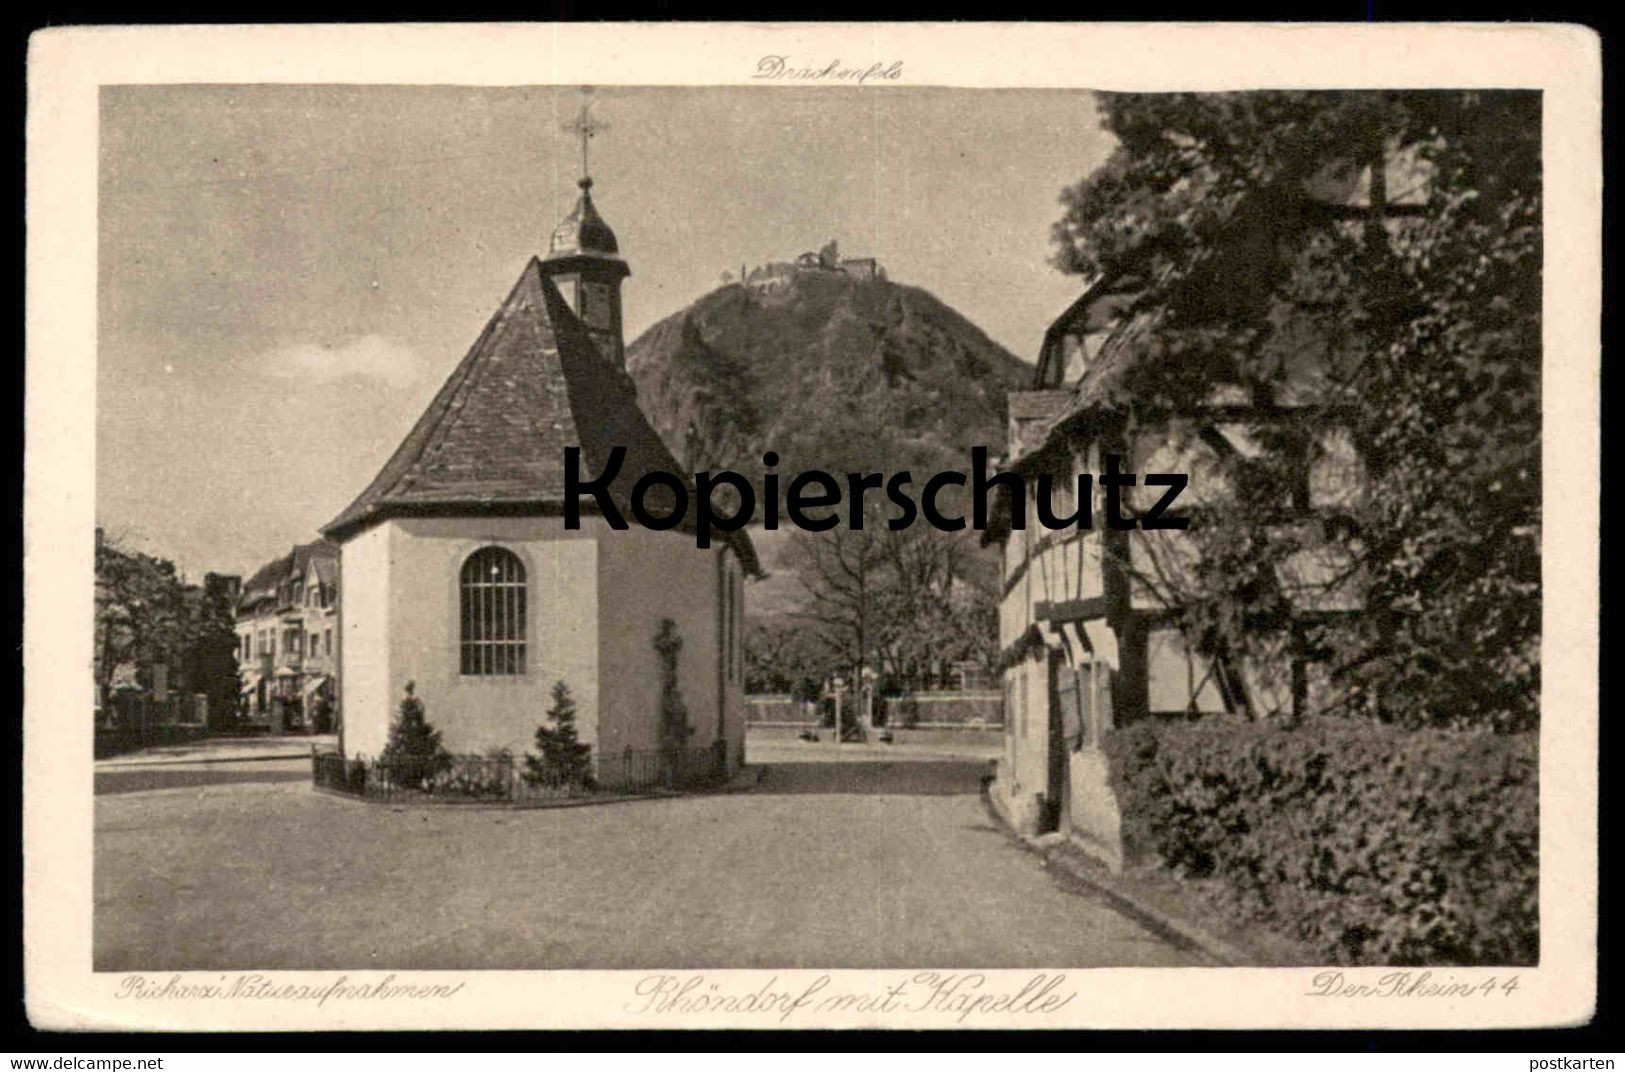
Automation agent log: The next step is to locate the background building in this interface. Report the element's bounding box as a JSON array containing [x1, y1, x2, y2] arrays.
[[235, 539, 340, 735]]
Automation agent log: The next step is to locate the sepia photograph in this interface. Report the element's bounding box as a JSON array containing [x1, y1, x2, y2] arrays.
[[24, 23, 1599, 1033]]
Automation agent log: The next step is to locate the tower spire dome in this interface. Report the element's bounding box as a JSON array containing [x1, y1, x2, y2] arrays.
[[541, 89, 630, 366], [548, 90, 621, 260]]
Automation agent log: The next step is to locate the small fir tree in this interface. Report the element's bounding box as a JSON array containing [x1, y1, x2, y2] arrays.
[[379, 681, 450, 788], [525, 680, 594, 789]]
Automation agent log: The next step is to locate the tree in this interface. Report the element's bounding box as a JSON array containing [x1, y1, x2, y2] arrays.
[[787, 518, 891, 688], [189, 576, 243, 729], [873, 525, 998, 688], [524, 680, 594, 789], [94, 532, 192, 705], [786, 504, 999, 692], [1051, 91, 1540, 731], [743, 618, 831, 694], [379, 681, 450, 787]]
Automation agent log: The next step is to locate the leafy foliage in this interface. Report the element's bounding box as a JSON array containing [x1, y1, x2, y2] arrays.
[[524, 681, 595, 789], [784, 507, 999, 692], [95, 535, 191, 694], [1053, 91, 1540, 730], [1107, 719, 1537, 966], [430, 756, 513, 799], [743, 619, 828, 697], [94, 532, 240, 722], [378, 681, 451, 788]]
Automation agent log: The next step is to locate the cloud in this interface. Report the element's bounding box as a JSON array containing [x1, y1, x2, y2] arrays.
[[258, 334, 426, 389]]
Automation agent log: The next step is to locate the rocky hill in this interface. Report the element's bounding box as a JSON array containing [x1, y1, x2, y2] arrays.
[[624, 268, 1032, 488]]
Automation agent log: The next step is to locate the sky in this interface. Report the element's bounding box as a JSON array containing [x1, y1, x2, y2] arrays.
[[98, 85, 1115, 579]]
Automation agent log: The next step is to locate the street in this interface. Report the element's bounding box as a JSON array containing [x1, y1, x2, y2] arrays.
[[95, 735, 329, 796], [94, 739, 1202, 971]]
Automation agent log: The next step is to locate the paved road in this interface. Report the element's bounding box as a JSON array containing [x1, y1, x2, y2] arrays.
[[94, 750, 1200, 971]]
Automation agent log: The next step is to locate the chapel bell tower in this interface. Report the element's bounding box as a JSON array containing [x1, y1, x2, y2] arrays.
[[540, 98, 630, 367]]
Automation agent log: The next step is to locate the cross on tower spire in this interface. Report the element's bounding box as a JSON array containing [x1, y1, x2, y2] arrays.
[[563, 90, 607, 188]]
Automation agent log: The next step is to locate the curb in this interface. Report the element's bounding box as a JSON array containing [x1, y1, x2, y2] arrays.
[[981, 786, 1251, 968], [98, 751, 316, 770], [714, 765, 767, 793]]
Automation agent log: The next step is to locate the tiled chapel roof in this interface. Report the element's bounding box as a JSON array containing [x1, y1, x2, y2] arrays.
[[322, 259, 759, 575]]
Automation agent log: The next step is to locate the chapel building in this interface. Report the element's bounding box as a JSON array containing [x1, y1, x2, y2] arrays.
[[322, 173, 759, 780]]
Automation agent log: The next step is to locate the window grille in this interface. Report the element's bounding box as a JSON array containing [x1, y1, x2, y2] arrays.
[[460, 547, 527, 676]]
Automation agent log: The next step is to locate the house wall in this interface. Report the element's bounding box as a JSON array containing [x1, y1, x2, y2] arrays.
[[300, 564, 339, 680], [1067, 749, 1123, 872], [235, 605, 284, 722], [1146, 626, 1230, 714], [996, 448, 1116, 836], [1124, 422, 1358, 717], [1002, 653, 1051, 806], [995, 434, 1208, 861]]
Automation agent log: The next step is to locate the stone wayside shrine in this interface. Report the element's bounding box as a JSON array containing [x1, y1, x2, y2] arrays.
[[321, 129, 759, 784]]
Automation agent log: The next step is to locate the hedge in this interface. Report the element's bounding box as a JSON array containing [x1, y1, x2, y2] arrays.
[[1106, 718, 1537, 966]]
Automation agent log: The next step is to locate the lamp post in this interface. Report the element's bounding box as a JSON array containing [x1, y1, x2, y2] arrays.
[[831, 676, 846, 749], [860, 666, 877, 739]]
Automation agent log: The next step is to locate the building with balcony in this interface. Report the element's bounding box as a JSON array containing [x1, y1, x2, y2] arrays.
[[235, 539, 340, 734]]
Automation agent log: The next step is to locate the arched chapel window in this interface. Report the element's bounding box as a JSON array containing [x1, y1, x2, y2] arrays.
[[460, 547, 526, 676]]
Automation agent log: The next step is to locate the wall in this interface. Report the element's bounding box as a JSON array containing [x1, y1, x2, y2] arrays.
[[340, 522, 393, 759], [1146, 626, 1229, 715], [721, 555, 747, 772], [996, 445, 1113, 831], [994, 405, 1363, 855], [744, 695, 813, 724], [339, 513, 748, 780], [595, 524, 729, 767], [1003, 654, 1051, 804], [352, 516, 603, 759], [1067, 749, 1124, 872]]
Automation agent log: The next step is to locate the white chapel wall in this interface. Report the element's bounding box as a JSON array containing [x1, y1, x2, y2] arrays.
[[340, 522, 393, 760], [385, 515, 601, 758], [595, 524, 724, 759]]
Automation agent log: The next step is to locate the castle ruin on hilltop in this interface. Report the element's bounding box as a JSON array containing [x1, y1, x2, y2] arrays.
[[734, 239, 885, 291]]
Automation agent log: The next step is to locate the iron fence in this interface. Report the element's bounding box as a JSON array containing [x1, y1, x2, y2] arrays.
[[311, 742, 726, 805], [312, 750, 368, 795], [576, 744, 725, 796], [743, 691, 1006, 729]]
